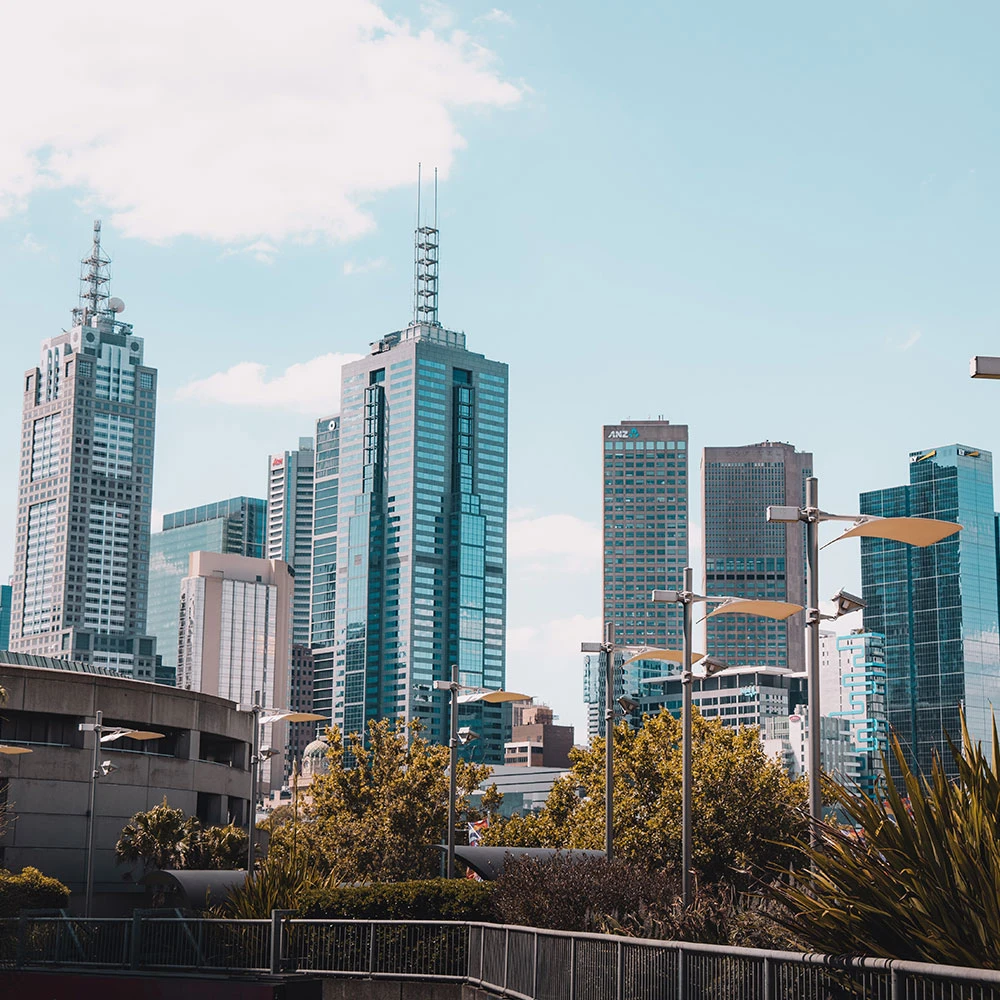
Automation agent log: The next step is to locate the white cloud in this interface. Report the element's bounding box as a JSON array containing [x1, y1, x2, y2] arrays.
[[222, 240, 280, 265], [0, 1, 521, 245], [21, 233, 43, 254], [479, 8, 515, 25], [900, 330, 921, 351], [343, 257, 387, 276], [421, 0, 456, 30], [176, 352, 364, 415], [508, 509, 601, 574]]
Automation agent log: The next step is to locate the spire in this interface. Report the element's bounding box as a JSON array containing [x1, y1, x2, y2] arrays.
[[77, 219, 112, 322], [413, 165, 440, 326]]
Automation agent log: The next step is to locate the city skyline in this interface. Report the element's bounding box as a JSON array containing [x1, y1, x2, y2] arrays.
[[4, 3, 1000, 738]]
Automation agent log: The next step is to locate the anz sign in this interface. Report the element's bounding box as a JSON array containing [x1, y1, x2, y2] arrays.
[[607, 427, 640, 440]]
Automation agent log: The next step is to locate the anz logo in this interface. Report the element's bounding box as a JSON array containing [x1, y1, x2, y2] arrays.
[[607, 427, 640, 440]]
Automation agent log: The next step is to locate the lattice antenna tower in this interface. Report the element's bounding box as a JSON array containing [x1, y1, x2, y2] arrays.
[[76, 219, 112, 323], [413, 164, 440, 326]]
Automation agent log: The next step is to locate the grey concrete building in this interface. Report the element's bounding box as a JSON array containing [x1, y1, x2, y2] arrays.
[[8, 221, 158, 678], [0, 659, 251, 914], [702, 441, 812, 671]]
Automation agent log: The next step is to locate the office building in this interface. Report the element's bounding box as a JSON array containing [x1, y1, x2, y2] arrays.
[[583, 646, 672, 740], [177, 551, 293, 789], [702, 441, 812, 670], [0, 583, 11, 650], [288, 643, 316, 769], [603, 420, 688, 650], [147, 497, 266, 686], [332, 207, 508, 763], [504, 702, 574, 768], [762, 712, 859, 786], [860, 444, 1000, 779], [820, 630, 887, 796], [310, 415, 340, 724], [267, 439, 315, 647], [9, 221, 158, 678]]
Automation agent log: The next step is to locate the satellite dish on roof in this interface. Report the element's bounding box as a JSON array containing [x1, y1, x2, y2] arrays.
[[108, 297, 125, 313]]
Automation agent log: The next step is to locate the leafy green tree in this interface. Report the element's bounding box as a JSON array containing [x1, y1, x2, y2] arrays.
[[269, 718, 495, 881], [483, 709, 807, 885], [771, 719, 1000, 967], [0, 866, 70, 916]]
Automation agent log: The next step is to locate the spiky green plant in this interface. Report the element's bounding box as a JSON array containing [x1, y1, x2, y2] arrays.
[[216, 852, 338, 919], [771, 716, 1000, 967]]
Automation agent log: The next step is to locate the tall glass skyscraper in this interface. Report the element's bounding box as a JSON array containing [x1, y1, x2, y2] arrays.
[[0, 583, 11, 650], [860, 444, 1000, 779], [602, 420, 689, 649], [148, 497, 265, 684], [702, 442, 812, 670], [267, 439, 315, 646], [332, 215, 508, 762], [310, 415, 340, 722], [9, 221, 158, 678]]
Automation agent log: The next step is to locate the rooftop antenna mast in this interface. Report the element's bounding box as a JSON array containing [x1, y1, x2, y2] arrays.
[[413, 164, 440, 327], [77, 219, 112, 323]]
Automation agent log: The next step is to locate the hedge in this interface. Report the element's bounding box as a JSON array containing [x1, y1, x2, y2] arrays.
[[296, 879, 494, 921], [0, 867, 70, 917]]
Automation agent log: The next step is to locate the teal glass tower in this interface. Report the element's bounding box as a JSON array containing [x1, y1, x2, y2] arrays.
[[311, 415, 340, 721], [860, 444, 1000, 779], [332, 207, 508, 762]]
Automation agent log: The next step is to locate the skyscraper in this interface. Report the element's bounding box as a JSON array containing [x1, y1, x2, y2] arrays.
[[0, 583, 11, 650], [177, 551, 293, 789], [310, 415, 340, 723], [702, 441, 812, 670], [147, 497, 266, 685], [602, 420, 689, 649], [267, 439, 315, 646], [9, 221, 158, 677], [860, 443, 1000, 779], [332, 204, 509, 762]]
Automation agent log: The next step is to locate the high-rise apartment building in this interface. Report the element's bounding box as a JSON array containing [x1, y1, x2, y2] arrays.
[[267, 439, 315, 646], [177, 551, 293, 789], [702, 442, 812, 670], [860, 444, 1000, 779], [332, 210, 508, 763], [148, 497, 266, 685], [310, 415, 340, 723], [0, 583, 11, 650], [819, 629, 887, 796], [9, 221, 158, 677], [602, 420, 689, 649]]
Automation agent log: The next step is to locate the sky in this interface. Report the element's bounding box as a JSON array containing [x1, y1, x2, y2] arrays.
[[2, 1, 1000, 739]]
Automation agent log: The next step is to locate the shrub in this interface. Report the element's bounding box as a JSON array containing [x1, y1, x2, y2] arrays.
[[0, 866, 70, 917], [296, 878, 494, 921]]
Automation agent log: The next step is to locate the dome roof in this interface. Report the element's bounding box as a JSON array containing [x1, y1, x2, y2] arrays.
[[304, 737, 328, 757]]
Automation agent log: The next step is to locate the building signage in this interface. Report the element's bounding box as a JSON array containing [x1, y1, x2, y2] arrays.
[[271, 456, 283, 467], [607, 427, 640, 440]]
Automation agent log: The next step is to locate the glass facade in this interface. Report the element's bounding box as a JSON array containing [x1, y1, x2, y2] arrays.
[[0, 584, 11, 650], [310, 415, 340, 722], [702, 442, 812, 670], [333, 323, 508, 763], [860, 444, 1000, 779], [602, 421, 688, 650], [148, 497, 265, 685]]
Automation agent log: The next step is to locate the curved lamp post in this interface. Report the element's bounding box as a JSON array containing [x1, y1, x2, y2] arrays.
[[78, 712, 165, 916], [767, 477, 961, 840], [650, 566, 804, 908], [434, 665, 528, 878], [244, 691, 325, 872]]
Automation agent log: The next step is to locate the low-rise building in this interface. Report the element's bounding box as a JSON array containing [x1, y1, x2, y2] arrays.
[[504, 702, 574, 768]]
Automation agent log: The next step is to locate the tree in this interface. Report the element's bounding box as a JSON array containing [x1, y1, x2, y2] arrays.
[[115, 798, 248, 872], [482, 709, 807, 885], [771, 719, 1000, 967], [268, 718, 495, 881]]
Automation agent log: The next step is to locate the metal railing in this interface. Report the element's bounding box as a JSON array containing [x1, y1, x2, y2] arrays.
[[5, 913, 1000, 1000]]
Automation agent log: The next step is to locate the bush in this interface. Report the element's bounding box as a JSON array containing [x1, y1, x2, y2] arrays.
[[0, 866, 70, 917], [296, 878, 494, 921]]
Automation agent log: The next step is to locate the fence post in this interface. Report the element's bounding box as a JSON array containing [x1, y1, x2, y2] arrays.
[[129, 911, 143, 970], [569, 936, 576, 1000], [890, 966, 901, 1000], [369, 920, 377, 975], [677, 944, 686, 1000], [269, 910, 293, 975], [15, 915, 27, 968], [503, 927, 510, 992], [616, 939, 624, 1000], [532, 931, 539, 998], [763, 956, 774, 1000]]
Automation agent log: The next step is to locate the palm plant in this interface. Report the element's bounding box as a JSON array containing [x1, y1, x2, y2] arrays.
[[771, 716, 1000, 967]]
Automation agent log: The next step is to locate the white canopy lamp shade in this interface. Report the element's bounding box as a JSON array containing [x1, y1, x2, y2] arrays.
[[622, 648, 705, 666], [0, 746, 32, 755], [827, 516, 962, 548], [457, 690, 531, 705], [100, 729, 165, 744], [706, 599, 804, 621], [259, 711, 326, 725]]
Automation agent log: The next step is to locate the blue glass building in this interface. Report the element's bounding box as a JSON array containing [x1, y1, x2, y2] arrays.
[[860, 444, 1000, 779], [148, 497, 265, 685], [311, 415, 340, 722], [0, 584, 11, 650], [332, 224, 508, 762]]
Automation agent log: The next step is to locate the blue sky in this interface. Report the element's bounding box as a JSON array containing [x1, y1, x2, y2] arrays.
[[2, 1, 999, 737]]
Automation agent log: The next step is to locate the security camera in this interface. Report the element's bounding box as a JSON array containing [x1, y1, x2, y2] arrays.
[[258, 746, 279, 760], [458, 727, 479, 744], [698, 656, 729, 678], [617, 696, 639, 713], [831, 589, 866, 617], [100, 760, 117, 776]]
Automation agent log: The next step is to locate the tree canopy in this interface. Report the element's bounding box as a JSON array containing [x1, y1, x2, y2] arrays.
[[482, 709, 807, 885], [268, 717, 498, 881]]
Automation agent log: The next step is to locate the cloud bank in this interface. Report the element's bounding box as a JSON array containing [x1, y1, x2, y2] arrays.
[[1, 1, 521, 247]]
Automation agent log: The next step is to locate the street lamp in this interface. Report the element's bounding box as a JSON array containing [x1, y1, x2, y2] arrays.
[[434, 665, 528, 878], [649, 566, 804, 908], [767, 477, 961, 839], [243, 690, 325, 873], [78, 712, 164, 917], [581, 623, 616, 861]]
